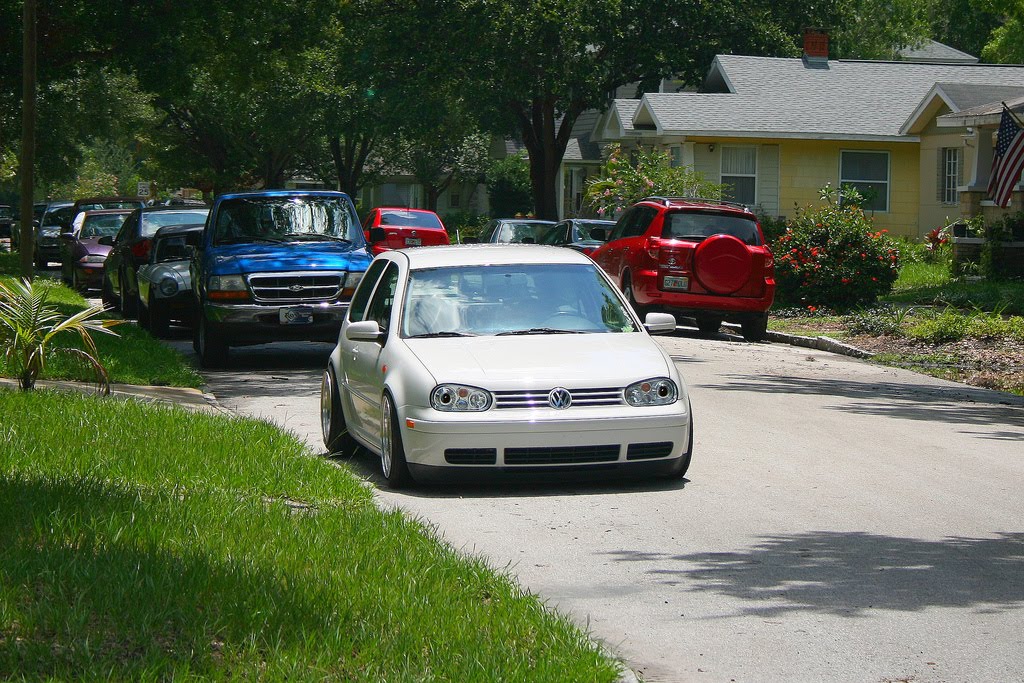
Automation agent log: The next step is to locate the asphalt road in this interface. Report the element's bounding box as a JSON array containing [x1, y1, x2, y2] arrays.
[[159, 324, 1024, 683]]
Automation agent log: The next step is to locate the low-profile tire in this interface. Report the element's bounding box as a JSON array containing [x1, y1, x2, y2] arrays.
[[147, 294, 171, 338], [380, 392, 413, 488], [695, 316, 722, 336], [622, 274, 650, 318], [196, 315, 229, 368], [665, 407, 694, 480], [321, 366, 357, 455], [137, 295, 151, 330], [119, 274, 138, 319], [741, 312, 769, 342]]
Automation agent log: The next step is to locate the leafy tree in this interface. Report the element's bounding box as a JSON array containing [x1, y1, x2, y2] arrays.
[[585, 144, 725, 218], [981, 0, 1024, 63], [485, 153, 534, 218]]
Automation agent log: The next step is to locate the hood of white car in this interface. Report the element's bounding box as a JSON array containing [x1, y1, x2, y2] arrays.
[[405, 333, 673, 389]]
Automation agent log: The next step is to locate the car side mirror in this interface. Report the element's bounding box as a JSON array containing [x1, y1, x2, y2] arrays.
[[59, 232, 74, 240], [643, 312, 677, 335], [345, 319, 385, 343], [97, 236, 114, 246], [185, 244, 196, 258], [590, 228, 607, 242], [368, 227, 386, 244]]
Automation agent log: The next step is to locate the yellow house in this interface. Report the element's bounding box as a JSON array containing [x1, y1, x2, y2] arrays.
[[590, 46, 1024, 239]]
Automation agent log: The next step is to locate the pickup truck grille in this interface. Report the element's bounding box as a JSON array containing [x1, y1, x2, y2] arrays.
[[248, 272, 344, 303]]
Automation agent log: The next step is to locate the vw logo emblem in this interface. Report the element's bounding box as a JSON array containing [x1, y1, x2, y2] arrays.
[[548, 387, 572, 409], [288, 284, 306, 292]]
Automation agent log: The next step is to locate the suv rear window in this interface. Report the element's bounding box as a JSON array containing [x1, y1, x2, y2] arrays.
[[663, 211, 761, 246]]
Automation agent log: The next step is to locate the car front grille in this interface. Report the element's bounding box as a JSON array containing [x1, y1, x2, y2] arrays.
[[626, 442, 675, 460], [493, 387, 624, 409], [248, 272, 343, 303], [504, 445, 619, 465]]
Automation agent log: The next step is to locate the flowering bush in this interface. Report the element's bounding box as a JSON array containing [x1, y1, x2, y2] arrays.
[[772, 185, 901, 311], [585, 144, 724, 218]]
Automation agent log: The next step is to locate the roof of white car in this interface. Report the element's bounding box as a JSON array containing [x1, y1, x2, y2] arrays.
[[395, 244, 594, 269]]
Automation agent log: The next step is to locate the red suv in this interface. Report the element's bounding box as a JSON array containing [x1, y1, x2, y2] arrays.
[[590, 197, 775, 341], [362, 207, 450, 256]]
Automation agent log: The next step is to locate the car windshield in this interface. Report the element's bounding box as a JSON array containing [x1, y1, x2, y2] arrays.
[[141, 209, 209, 238], [497, 222, 554, 244], [379, 210, 443, 229], [212, 196, 360, 245], [402, 263, 637, 337], [664, 211, 761, 246], [42, 206, 75, 230], [576, 221, 612, 241], [80, 215, 127, 238]]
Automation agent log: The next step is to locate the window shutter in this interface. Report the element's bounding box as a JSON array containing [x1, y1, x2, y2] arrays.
[[937, 149, 945, 203]]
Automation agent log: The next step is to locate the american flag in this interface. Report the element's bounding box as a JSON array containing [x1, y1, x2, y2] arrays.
[[988, 107, 1024, 208]]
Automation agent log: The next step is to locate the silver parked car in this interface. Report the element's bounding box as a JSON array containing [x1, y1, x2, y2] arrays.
[[136, 224, 204, 337]]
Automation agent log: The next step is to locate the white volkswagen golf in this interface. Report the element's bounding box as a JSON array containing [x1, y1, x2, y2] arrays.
[[321, 244, 693, 487]]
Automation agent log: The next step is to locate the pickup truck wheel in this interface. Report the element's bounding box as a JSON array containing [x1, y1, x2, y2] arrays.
[[321, 366, 357, 455], [196, 315, 228, 368]]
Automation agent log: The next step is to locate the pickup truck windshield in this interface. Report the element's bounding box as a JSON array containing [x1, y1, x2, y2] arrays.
[[213, 196, 360, 245]]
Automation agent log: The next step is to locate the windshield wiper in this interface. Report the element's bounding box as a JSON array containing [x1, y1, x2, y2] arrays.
[[406, 331, 477, 338], [281, 233, 351, 242], [215, 236, 284, 245], [495, 327, 583, 336]]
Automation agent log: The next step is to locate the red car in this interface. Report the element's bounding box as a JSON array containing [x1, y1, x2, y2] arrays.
[[362, 207, 449, 256], [590, 196, 775, 341]]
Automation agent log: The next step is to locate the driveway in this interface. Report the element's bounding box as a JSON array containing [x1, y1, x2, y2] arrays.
[[164, 328, 1024, 683]]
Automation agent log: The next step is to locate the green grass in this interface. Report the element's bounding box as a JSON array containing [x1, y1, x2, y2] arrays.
[[882, 259, 1024, 316], [0, 390, 622, 681], [0, 276, 203, 388]]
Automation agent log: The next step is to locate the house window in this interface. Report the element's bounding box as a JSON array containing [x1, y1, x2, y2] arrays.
[[449, 192, 461, 209], [721, 146, 757, 205], [670, 146, 682, 168], [840, 150, 889, 212], [940, 147, 962, 205]]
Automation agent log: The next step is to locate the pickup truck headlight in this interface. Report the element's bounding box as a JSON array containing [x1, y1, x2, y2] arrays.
[[207, 274, 249, 300], [342, 271, 364, 299], [624, 378, 677, 406]]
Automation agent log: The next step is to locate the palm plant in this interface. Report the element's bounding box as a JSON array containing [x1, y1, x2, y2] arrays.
[[0, 278, 121, 392]]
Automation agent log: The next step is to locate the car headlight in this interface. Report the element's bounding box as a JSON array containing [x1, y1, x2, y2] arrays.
[[159, 276, 179, 296], [207, 274, 249, 300], [79, 254, 106, 264], [624, 378, 678, 406], [342, 271, 364, 298], [431, 384, 492, 412]]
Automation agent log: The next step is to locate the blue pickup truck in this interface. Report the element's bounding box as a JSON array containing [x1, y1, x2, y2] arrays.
[[191, 190, 372, 367]]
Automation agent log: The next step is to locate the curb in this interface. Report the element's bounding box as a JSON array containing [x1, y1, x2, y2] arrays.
[[0, 377, 230, 415], [719, 322, 876, 359]]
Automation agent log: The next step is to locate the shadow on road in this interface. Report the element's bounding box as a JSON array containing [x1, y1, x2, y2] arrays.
[[699, 373, 1024, 434], [606, 530, 1024, 618]]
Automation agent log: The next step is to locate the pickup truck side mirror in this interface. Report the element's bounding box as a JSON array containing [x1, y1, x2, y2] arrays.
[[368, 227, 386, 244]]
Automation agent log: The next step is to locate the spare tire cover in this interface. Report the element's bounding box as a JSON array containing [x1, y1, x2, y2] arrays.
[[693, 234, 753, 295]]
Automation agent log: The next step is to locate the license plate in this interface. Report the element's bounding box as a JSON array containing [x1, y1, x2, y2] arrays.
[[404, 237, 422, 246], [663, 276, 689, 290], [279, 307, 314, 325]]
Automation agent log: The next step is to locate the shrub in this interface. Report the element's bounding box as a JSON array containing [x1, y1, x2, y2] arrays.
[[772, 185, 901, 311], [485, 152, 533, 218], [442, 210, 489, 243], [584, 144, 725, 218]]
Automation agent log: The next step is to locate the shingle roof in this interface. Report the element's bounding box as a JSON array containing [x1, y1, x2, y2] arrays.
[[933, 83, 1024, 111], [637, 55, 1024, 141], [899, 40, 978, 64]]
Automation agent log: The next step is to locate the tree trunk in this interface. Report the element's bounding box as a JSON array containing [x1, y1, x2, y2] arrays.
[[19, 0, 37, 281], [514, 95, 582, 221]]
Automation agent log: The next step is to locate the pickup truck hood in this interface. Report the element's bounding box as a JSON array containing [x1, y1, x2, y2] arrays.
[[205, 241, 372, 275]]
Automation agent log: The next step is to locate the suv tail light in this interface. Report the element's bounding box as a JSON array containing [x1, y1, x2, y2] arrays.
[[131, 238, 152, 261], [645, 236, 660, 261]]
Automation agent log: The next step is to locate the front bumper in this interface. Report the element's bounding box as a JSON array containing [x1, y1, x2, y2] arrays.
[[202, 300, 348, 344], [398, 405, 691, 480]]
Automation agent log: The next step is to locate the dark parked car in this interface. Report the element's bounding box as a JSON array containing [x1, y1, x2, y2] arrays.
[[137, 224, 205, 337], [101, 205, 210, 316], [71, 196, 146, 217], [18, 201, 75, 267], [59, 209, 133, 292], [538, 218, 615, 255], [0, 204, 13, 238], [590, 196, 775, 341], [477, 218, 556, 244]]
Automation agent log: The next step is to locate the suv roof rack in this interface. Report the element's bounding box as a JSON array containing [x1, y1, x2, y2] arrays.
[[640, 196, 752, 211]]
